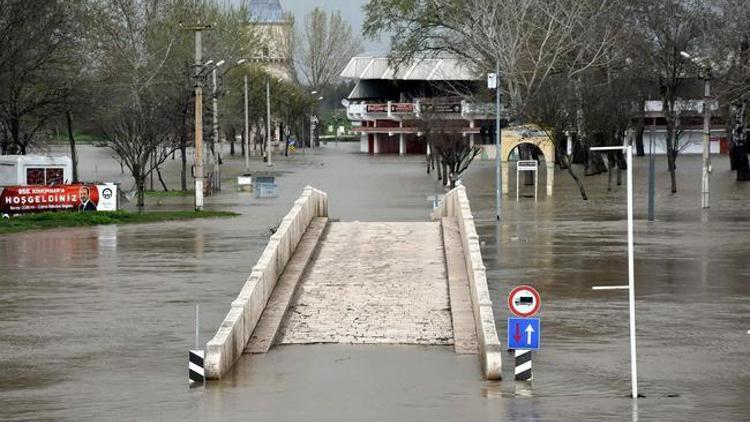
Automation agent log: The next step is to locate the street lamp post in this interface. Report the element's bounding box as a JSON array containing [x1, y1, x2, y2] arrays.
[[680, 51, 711, 209], [266, 77, 272, 167], [211, 60, 225, 192]]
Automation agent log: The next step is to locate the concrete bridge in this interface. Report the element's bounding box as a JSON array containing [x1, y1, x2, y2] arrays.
[[204, 186, 502, 380]]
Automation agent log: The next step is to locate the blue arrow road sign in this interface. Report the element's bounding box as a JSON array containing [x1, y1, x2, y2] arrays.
[[508, 317, 540, 350]]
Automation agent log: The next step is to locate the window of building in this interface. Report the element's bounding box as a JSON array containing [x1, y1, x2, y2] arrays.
[[25, 167, 65, 185]]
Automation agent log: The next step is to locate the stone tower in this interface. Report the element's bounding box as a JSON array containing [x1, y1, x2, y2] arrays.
[[248, 0, 294, 81]]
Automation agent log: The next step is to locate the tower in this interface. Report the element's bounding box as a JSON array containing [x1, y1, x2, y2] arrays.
[[248, 0, 294, 81]]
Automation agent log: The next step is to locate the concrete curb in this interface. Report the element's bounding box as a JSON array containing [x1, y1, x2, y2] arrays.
[[205, 186, 328, 379], [433, 186, 502, 380]]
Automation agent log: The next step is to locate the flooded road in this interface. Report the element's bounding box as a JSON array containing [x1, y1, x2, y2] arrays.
[[1, 143, 748, 420]]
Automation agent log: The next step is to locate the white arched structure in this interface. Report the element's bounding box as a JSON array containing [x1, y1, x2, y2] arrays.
[[500, 126, 555, 196]]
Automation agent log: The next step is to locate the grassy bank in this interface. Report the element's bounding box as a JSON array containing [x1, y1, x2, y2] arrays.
[[144, 190, 194, 197], [0, 210, 238, 235]]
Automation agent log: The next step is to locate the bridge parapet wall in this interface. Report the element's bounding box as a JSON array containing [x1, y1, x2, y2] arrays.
[[205, 186, 328, 379], [434, 186, 502, 380]]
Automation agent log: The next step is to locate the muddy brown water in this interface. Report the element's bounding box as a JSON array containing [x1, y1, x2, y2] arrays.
[[1, 143, 748, 421]]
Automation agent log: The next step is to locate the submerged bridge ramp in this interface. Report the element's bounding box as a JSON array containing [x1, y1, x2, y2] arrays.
[[205, 186, 502, 380]]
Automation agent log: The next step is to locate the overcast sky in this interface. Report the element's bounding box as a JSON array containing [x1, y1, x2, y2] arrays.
[[232, 0, 388, 53]]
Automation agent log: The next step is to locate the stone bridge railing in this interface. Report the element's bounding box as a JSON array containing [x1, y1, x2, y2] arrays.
[[205, 186, 328, 379], [433, 186, 503, 379]]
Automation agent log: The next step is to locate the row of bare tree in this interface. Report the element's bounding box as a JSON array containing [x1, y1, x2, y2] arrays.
[[364, 0, 750, 197]]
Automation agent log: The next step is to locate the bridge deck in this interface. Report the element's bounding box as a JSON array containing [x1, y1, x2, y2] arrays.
[[277, 221, 453, 345]]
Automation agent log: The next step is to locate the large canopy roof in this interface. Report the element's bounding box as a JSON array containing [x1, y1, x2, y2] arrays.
[[340, 56, 478, 81]]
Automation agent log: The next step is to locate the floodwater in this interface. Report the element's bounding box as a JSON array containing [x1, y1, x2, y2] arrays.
[[1, 143, 748, 421]]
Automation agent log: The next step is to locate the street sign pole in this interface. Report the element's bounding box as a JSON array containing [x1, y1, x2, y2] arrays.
[[626, 144, 638, 399], [495, 59, 502, 221]]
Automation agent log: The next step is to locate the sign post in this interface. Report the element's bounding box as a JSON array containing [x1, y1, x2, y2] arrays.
[[516, 160, 539, 202], [590, 145, 639, 399], [507, 285, 541, 382]]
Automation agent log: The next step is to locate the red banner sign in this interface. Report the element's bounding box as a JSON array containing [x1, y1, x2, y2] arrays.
[[1, 184, 103, 216], [366, 103, 388, 113]]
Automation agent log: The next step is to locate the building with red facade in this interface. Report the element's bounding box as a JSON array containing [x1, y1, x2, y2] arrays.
[[340, 56, 496, 155]]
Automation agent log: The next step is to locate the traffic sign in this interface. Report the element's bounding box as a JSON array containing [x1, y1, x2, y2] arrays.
[[508, 285, 541, 317], [487, 72, 497, 89], [507, 317, 540, 350]]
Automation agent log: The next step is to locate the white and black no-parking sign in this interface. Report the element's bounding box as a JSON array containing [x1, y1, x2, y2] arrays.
[[508, 285, 541, 317]]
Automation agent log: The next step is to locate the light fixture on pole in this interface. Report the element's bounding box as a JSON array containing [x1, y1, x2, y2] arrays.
[[590, 144, 639, 399]]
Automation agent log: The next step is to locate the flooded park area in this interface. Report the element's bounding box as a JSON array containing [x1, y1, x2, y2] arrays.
[[1, 143, 748, 421]]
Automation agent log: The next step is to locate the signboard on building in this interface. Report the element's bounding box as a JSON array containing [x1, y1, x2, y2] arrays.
[[390, 103, 415, 113], [0, 184, 117, 216], [420, 103, 462, 114], [366, 103, 389, 113]]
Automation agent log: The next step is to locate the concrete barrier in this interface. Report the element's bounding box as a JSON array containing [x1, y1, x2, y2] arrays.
[[205, 186, 328, 379], [433, 186, 502, 380]]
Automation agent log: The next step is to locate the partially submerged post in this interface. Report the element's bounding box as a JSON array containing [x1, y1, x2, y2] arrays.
[[590, 145, 639, 399]]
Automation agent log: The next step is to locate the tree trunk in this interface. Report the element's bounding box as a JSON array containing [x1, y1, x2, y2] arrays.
[[66, 110, 79, 183], [135, 172, 146, 211], [735, 143, 750, 181], [635, 99, 646, 156], [436, 151, 443, 181], [156, 164, 168, 192], [563, 155, 588, 200], [667, 148, 677, 193], [180, 120, 188, 192], [229, 127, 236, 156]]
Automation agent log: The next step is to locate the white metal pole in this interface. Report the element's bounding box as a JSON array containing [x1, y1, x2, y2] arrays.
[[244, 74, 249, 173], [626, 145, 638, 399], [701, 75, 711, 209], [535, 166, 538, 203], [195, 303, 199, 350], [266, 78, 272, 167], [495, 59, 502, 220]]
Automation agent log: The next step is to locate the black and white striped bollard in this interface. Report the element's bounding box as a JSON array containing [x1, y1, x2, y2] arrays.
[[189, 349, 205, 384], [189, 304, 204, 385], [514, 349, 532, 381]]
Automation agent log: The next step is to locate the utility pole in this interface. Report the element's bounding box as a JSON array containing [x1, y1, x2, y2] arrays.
[[244, 74, 250, 173], [180, 22, 212, 211], [702, 69, 711, 209], [266, 78, 272, 167]]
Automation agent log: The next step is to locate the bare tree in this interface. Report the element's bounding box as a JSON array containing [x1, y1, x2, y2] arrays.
[[629, 0, 709, 193], [364, 0, 622, 123], [103, 103, 177, 209], [712, 0, 750, 180], [0, 0, 79, 154], [296, 8, 362, 93]]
